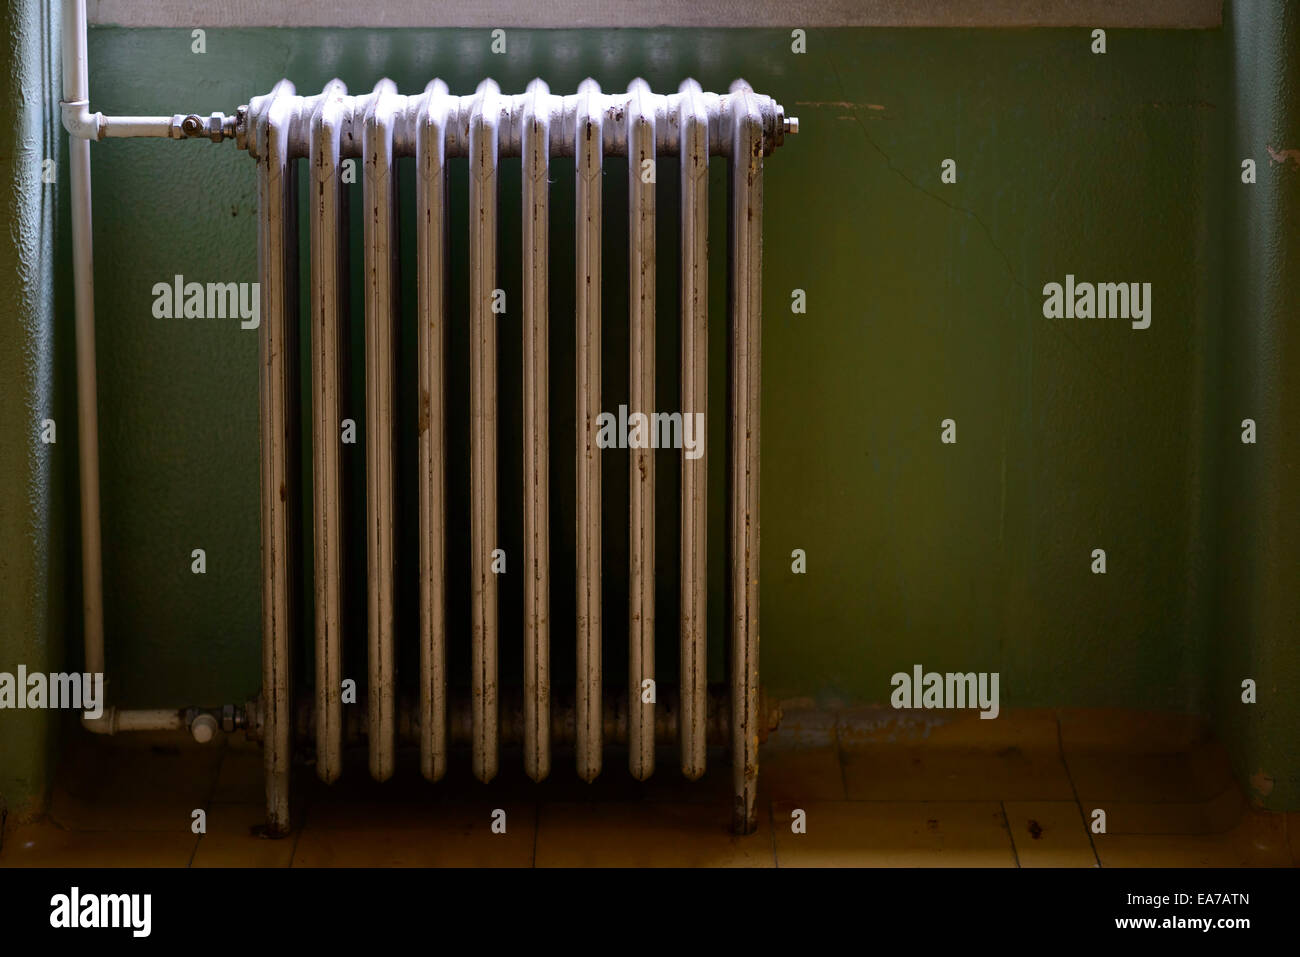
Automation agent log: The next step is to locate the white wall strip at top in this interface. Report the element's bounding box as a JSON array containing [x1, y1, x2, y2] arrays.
[[88, 0, 1222, 30]]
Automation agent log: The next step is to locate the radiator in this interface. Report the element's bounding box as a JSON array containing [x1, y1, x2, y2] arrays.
[[239, 76, 795, 836]]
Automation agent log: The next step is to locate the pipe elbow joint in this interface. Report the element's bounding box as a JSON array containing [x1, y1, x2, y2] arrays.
[[81, 708, 117, 735], [61, 99, 103, 140]]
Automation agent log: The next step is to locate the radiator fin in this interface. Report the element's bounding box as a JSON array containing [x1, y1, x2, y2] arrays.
[[678, 79, 710, 782], [309, 79, 348, 786], [257, 79, 299, 837], [727, 81, 764, 835], [626, 78, 656, 782], [415, 79, 452, 783], [574, 78, 604, 784], [469, 79, 501, 784]]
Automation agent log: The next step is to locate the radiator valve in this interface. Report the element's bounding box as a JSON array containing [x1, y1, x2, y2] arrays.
[[172, 112, 236, 143], [189, 712, 219, 744]]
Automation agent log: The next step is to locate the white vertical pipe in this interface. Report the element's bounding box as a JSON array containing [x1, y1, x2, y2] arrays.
[[62, 0, 105, 681]]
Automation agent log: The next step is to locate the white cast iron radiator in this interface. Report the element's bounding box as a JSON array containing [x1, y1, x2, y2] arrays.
[[239, 76, 795, 836]]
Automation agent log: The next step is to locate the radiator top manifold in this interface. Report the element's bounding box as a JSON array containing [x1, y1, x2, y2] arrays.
[[237, 77, 796, 159]]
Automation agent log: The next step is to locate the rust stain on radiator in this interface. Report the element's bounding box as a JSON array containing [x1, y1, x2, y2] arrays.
[[1266, 145, 1300, 169]]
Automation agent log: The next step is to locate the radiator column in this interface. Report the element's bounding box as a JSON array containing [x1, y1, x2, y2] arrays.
[[678, 79, 710, 781], [574, 79, 604, 783], [362, 79, 402, 782], [308, 80, 349, 785], [257, 79, 300, 837], [521, 78, 552, 782], [469, 79, 501, 784], [416, 79, 452, 782], [626, 79, 657, 781], [727, 81, 765, 835]]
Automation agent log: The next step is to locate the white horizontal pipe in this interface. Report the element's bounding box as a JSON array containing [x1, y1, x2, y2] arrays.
[[60, 102, 177, 139], [61, 0, 232, 141], [101, 115, 177, 137], [82, 708, 186, 735]]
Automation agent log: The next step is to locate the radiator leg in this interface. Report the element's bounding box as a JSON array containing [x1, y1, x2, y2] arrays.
[[416, 81, 452, 782], [728, 82, 764, 835], [626, 79, 656, 781], [469, 80, 501, 783], [574, 79, 604, 783], [258, 80, 299, 836], [678, 80, 710, 782], [522, 79, 552, 782]]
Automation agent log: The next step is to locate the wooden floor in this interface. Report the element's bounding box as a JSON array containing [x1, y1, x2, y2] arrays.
[[2, 709, 1295, 867]]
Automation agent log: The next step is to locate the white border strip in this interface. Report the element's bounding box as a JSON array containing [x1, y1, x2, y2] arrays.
[[88, 0, 1222, 30]]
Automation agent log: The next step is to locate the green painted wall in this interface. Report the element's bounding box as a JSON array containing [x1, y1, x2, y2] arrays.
[[82, 25, 1223, 712], [0, 0, 70, 818], [3, 12, 1296, 811]]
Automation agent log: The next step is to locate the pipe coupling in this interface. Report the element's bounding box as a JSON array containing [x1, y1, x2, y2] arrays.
[[60, 98, 102, 139]]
